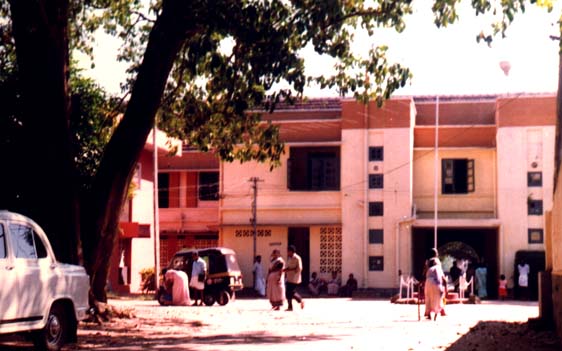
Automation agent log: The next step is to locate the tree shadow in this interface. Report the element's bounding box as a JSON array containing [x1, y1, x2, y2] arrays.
[[445, 321, 561, 351], [0, 329, 338, 351]]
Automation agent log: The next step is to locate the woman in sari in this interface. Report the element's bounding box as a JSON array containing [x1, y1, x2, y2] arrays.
[[425, 257, 445, 320], [266, 249, 285, 310]]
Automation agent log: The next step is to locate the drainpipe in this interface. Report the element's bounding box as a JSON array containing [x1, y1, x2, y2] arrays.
[[152, 126, 161, 290], [433, 96, 439, 249], [363, 101, 369, 289]]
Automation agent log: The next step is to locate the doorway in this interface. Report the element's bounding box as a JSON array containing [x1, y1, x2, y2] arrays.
[[288, 227, 310, 285], [412, 227, 499, 298]]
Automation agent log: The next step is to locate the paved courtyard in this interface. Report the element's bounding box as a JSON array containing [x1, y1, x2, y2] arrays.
[[2, 297, 560, 350]]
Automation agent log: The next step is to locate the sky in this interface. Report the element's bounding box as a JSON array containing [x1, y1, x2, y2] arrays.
[[78, 2, 561, 98]]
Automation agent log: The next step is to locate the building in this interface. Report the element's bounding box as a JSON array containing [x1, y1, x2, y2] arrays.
[[108, 129, 181, 293], [156, 94, 555, 296], [157, 149, 221, 269]]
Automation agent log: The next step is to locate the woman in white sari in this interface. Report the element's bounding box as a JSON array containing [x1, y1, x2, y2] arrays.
[[266, 249, 285, 310]]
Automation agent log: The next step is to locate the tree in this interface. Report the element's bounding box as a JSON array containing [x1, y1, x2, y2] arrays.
[[1, 0, 554, 305]]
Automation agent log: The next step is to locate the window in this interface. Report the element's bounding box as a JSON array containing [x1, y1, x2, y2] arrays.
[[528, 229, 544, 244], [287, 147, 340, 191], [528, 200, 543, 215], [199, 172, 219, 201], [442, 159, 475, 194], [369, 174, 384, 189], [158, 173, 169, 208], [528, 172, 542, 187], [369, 256, 384, 271], [9, 223, 47, 259], [0, 224, 5, 258], [369, 202, 383, 216], [369, 146, 384, 161], [369, 229, 384, 244]]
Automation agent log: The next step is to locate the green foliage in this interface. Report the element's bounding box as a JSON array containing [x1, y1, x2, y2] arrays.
[[69, 74, 118, 192], [3, 0, 558, 172]]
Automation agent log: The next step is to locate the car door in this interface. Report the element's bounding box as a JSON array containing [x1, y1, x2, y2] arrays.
[[9, 221, 53, 321], [0, 221, 19, 323]]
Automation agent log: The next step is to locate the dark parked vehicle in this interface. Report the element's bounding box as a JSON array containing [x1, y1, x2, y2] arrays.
[[157, 247, 243, 306]]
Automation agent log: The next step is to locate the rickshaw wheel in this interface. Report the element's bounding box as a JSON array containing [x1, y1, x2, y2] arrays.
[[217, 290, 230, 306], [203, 294, 216, 306]]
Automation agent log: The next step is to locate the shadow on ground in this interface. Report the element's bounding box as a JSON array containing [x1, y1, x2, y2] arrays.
[[446, 321, 561, 351], [0, 329, 338, 351]]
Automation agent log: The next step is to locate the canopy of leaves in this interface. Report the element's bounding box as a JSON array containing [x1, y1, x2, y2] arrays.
[[70, 75, 118, 192], [3, 0, 556, 170]]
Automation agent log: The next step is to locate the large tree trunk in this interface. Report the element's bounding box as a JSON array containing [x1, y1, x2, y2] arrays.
[[81, 1, 191, 303], [6, 0, 79, 264]]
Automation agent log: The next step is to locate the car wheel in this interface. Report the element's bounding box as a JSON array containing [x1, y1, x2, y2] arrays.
[[203, 294, 216, 306], [33, 304, 68, 351], [217, 290, 231, 306]]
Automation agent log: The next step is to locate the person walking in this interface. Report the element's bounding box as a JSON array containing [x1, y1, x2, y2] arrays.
[[284, 245, 304, 311], [425, 257, 446, 320], [190, 252, 207, 306], [267, 249, 286, 310], [423, 248, 447, 319], [253, 255, 266, 297]]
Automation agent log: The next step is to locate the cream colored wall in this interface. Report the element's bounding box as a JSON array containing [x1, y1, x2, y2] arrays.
[[341, 129, 368, 287], [129, 152, 156, 293], [221, 150, 341, 226], [496, 126, 554, 280], [221, 226, 287, 288], [129, 238, 155, 292], [413, 148, 496, 214], [341, 127, 413, 289]]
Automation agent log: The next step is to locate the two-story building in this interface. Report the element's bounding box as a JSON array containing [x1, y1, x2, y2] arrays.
[[157, 94, 555, 296], [109, 129, 181, 293]]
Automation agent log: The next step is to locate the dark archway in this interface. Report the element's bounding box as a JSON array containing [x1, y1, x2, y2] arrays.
[[412, 227, 499, 299], [438, 241, 480, 262]]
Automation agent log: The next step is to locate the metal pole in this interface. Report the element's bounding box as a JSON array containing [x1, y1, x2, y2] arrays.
[[434, 96, 439, 249], [252, 177, 257, 260], [153, 124, 161, 290]]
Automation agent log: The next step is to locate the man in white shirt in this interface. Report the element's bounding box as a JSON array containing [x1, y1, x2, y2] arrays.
[[283, 245, 304, 311], [190, 252, 207, 306]]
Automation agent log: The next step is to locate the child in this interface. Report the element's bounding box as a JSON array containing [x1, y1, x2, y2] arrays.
[[498, 274, 508, 300]]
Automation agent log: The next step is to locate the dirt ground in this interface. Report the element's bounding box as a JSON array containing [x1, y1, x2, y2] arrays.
[[1, 297, 560, 350]]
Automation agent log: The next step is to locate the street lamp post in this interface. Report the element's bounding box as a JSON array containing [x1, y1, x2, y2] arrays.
[[434, 96, 439, 249]]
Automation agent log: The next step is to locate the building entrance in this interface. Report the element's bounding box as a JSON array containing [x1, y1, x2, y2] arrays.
[[412, 227, 499, 298]]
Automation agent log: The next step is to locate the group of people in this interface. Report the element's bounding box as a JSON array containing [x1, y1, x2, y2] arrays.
[[423, 248, 534, 320], [257, 245, 306, 311], [159, 251, 207, 306], [449, 259, 489, 299], [253, 246, 359, 308], [308, 271, 358, 297]]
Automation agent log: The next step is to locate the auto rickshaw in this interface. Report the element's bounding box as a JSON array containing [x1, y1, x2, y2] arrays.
[[157, 247, 243, 306]]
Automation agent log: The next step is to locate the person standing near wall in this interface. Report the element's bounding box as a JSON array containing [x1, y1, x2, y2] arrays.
[[517, 259, 530, 300], [253, 255, 266, 297], [475, 259, 488, 299]]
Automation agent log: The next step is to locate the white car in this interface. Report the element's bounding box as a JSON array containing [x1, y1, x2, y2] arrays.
[[0, 211, 90, 350]]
